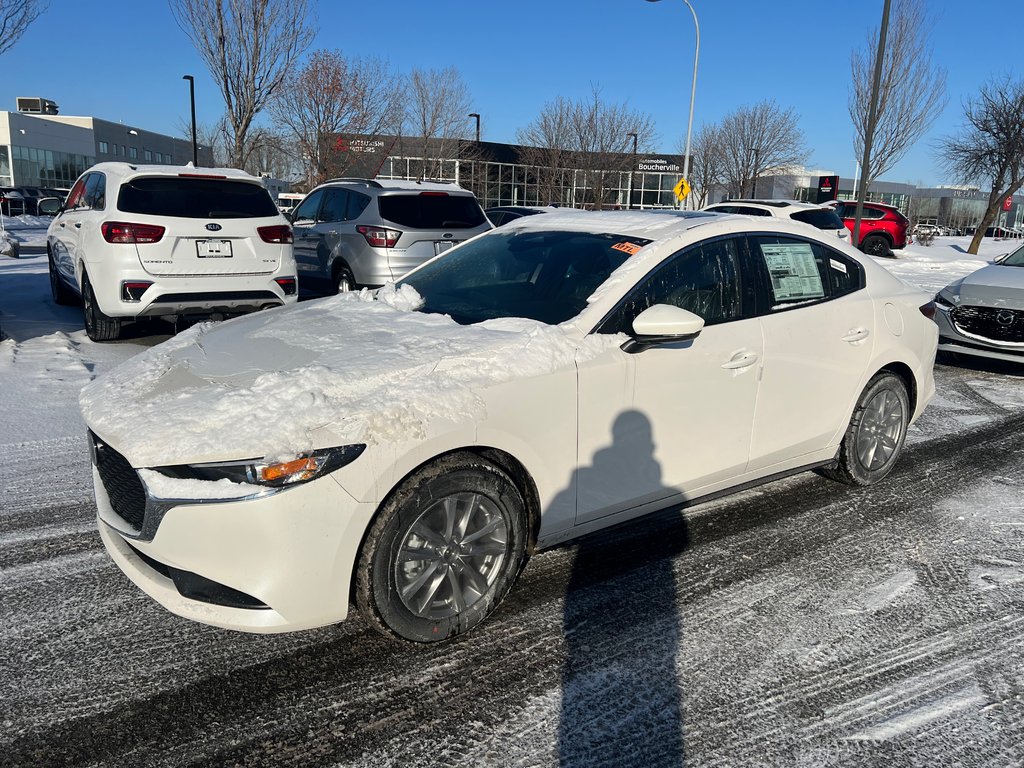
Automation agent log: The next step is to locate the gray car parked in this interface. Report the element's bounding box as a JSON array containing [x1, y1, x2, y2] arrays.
[[289, 178, 491, 294]]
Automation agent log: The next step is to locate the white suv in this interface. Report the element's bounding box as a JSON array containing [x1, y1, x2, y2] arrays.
[[46, 163, 298, 341], [702, 199, 851, 243]]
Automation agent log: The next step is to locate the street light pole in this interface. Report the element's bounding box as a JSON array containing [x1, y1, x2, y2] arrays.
[[182, 74, 198, 166], [646, 0, 699, 209], [626, 132, 638, 209], [468, 113, 480, 143]]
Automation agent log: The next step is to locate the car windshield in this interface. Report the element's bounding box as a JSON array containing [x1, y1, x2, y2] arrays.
[[117, 177, 279, 218], [399, 229, 650, 325], [1002, 245, 1024, 266], [378, 193, 486, 229]]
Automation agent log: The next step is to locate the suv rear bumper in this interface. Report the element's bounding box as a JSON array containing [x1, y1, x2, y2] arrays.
[[95, 271, 298, 318]]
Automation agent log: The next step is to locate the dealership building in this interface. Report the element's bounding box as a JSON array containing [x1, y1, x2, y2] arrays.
[[0, 97, 213, 189]]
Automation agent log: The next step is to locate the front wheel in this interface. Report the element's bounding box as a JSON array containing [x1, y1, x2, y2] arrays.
[[356, 453, 528, 643], [48, 253, 76, 306], [82, 274, 122, 342], [820, 372, 909, 486]]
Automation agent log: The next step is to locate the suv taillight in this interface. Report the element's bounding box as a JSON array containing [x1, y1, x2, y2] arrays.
[[101, 222, 165, 244], [258, 224, 293, 243], [357, 225, 401, 248]]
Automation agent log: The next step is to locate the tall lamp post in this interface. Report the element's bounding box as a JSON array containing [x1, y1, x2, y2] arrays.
[[646, 0, 699, 209], [182, 74, 198, 166], [468, 112, 480, 143], [626, 131, 638, 209]]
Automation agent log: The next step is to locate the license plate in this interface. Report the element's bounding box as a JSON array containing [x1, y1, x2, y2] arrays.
[[434, 240, 457, 256], [197, 239, 232, 258]]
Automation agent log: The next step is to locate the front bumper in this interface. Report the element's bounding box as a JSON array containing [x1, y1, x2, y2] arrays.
[[934, 306, 1024, 363], [94, 462, 377, 633]]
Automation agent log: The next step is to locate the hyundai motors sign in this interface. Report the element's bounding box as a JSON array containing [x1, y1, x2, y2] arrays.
[[816, 175, 839, 204]]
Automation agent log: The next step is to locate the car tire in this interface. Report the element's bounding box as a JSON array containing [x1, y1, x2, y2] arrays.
[[820, 372, 909, 486], [335, 265, 356, 294], [48, 253, 76, 306], [356, 452, 528, 643], [82, 273, 122, 342], [861, 234, 891, 258]]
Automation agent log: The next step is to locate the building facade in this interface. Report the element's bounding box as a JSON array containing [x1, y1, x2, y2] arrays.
[[1, 100, 214, 189]]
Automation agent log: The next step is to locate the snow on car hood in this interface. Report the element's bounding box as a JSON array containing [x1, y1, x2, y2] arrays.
[[942, 264, 1024, 308], [80, 285, 622, 467]]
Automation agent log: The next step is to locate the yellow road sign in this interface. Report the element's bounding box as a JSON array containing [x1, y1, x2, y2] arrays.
[[673, 178, 691, 201]]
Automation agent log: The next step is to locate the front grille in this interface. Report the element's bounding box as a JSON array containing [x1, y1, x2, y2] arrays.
[[951, 305, 1024, 344], [91, 432, 146, 530]]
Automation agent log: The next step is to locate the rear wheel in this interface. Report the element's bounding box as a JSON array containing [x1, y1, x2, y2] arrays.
[[861, 234, 891, 258], [821, 372, 909, 486], [335, 265, 356, 294], [356, 453, 528, 643], [82, 273, 122, 342], [48, 253, 76, 306]]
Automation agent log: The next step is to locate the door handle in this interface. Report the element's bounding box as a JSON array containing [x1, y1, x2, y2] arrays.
[[59, 222, 66, 228], [74, 222, 82, 229], [842, 328, 870, 343], [721, 351, 759, 370]]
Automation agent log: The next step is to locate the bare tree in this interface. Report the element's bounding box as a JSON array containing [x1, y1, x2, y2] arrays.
[[0, 0, 46, 56], [400, 67, 473, 179], [687, 122, 726, 208], [517, 97, 576, 206], [270, 50, 404, 186], [169, 0, 314, 169], [938, 77, 1024, 254], [717, 101, 808, 198], [517, 87, 656, 209], [849, 0, 947, 188]]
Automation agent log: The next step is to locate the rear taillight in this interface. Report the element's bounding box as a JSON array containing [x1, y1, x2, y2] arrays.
[[274, 277, 297, 295], [919, 301, 937, 320], [357, 225, 401, 248], [120, 281, 154, 302], [101, 222, 165, 244], [258, 224, 293, 244]]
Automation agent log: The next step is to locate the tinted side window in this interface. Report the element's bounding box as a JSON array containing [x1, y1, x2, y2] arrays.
[[292, 190, 324, 224], [735, 206, 771, 216], [117, 178, 278, 218], [600, 237, 744, 334], [347, 191, 371, 220], [65, 175, 89, 210], [820, 247, 865, 297], [318, 188, 349, 223], [379, 193, 486, 229], [84, 173, 106, 211]]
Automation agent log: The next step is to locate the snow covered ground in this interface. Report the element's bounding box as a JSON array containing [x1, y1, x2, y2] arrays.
[[1, 236, 1022, 766]]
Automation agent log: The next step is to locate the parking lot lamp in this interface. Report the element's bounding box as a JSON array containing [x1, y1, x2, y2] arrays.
[[468, 113, 480, 143], [627, 132, 638, 209], [646, 0, 699, 209], [182, 75, 198, 166]]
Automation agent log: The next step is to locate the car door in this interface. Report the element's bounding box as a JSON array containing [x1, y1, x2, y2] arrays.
[[51, 174, 91, 288], [290, 189, 325, 288], [575, 235, 763, 524], [745, 234, 875, 471]]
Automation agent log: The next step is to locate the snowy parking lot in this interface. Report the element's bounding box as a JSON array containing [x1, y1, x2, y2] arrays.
[[1, 234, 1023, 766]]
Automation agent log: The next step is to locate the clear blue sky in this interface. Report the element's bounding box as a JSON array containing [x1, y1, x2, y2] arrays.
[[4, 0, 1020, 186]]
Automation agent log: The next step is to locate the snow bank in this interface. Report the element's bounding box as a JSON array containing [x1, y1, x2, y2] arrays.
[[80, 287, 623, 466]]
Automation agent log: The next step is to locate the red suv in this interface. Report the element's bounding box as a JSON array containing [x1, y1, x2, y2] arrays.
[[831, 201, 911, 257]]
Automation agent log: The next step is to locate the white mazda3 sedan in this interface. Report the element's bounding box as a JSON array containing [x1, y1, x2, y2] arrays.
[[81, 211, 938, 643], [46, 162, 297, 341]]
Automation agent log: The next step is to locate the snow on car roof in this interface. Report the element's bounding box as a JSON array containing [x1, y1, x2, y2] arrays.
[[86, 161, 264, 183]]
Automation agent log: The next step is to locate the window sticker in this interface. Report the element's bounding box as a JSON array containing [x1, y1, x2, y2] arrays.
[[761, 243, 824, 302], [611, 241, 642, 256], [829, 258, 848, 274]]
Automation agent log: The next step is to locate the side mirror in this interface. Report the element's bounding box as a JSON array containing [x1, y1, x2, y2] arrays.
[[621, 304, 705, 354], [993, 252, 1010, 264], [37, 196, 62, 216]]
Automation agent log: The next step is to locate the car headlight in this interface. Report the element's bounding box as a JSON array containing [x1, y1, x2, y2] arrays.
[[934, 290, 955, 310], [154, 445, 366, 488]]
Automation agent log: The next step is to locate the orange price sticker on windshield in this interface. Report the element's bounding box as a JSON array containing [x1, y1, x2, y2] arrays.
[[611, 242, 641, 256]]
